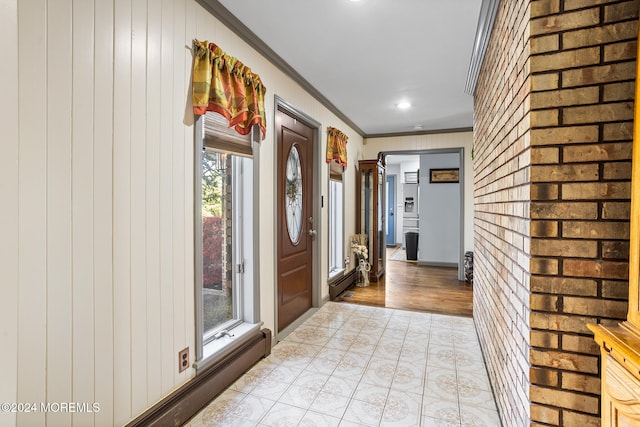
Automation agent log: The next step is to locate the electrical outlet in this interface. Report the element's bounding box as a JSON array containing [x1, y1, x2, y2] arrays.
[[178, 347, 189, 373]]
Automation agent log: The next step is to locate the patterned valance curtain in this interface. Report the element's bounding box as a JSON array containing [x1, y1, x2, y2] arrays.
[[326, 127, 348, 167], [192, 40, 267, 139]]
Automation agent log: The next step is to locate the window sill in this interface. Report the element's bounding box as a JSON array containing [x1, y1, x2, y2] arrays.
[[193, 321, 263, 375]]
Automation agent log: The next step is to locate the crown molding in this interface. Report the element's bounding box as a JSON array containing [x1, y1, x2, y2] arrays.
[[465, 0, 500, 96], [364, 127, 473, 141], [196, 0, 366, 137]]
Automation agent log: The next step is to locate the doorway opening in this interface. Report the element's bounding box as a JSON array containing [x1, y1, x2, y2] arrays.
[[335, 147, 470, 315], [383, 149, 465, 281]]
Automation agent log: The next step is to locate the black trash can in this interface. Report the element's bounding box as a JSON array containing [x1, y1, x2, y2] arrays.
[[405, 232, 419, 260]]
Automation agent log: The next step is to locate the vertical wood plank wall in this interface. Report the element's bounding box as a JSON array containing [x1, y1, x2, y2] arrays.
[[48, 2, 73, 426], [0, 0, 20, 422], [94, 0, 116, 422], [0, 1, 197, 425], [0, 3, 20, 425], [0, 1, 363, 425]]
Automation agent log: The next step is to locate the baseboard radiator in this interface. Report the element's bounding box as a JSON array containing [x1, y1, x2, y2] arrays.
[[329, 268, 357, 300], [126, 328, 272, 427]]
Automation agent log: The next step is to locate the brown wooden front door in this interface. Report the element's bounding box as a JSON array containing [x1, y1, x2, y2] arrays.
[[276, 106, 315, 331]]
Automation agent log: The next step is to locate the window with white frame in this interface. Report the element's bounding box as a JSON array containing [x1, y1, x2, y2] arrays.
[[200, 150, 240, 337], [328, 161, 345, 279], [194, 113, 260, 372]]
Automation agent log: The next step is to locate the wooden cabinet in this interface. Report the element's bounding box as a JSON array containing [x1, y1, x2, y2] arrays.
[[589, 326, 640, 426], [356, 159, 385, 282], [588, 24, 640, 427]]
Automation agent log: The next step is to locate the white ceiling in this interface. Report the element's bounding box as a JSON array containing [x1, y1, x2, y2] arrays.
[[214, 0, 483, 136]]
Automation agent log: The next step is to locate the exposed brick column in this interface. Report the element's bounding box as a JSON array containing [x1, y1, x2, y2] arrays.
[[474, 0, 638, 426], [528, 1, 637, 425]]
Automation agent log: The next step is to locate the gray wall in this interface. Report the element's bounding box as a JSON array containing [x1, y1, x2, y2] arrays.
[[418, 153, 460, 265]]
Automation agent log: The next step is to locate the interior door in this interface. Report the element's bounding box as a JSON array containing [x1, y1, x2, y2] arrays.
[[386, 175, 395, 246], [276, 107, 315, 331]]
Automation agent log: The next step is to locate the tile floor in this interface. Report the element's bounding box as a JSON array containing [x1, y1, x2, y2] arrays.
[[186, 302, 501, 427]]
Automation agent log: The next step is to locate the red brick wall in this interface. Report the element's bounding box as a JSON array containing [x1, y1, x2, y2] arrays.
[[474, 0, 638, 426], [473, 0, 532, 425]]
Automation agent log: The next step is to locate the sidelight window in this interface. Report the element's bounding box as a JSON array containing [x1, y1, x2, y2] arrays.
[[200, 149, 239, 340], [328, 161, 345, 279], [194, 113, 259, 372]]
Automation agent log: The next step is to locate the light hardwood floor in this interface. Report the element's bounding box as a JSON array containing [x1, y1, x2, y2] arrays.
[[336, 247, 473, 317]]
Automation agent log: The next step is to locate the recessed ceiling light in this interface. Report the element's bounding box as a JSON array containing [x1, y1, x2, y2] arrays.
[[396, 101, 411, 110]]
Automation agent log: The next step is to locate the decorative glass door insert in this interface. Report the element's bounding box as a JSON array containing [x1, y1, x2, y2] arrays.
[[285, 144, 303, 244]]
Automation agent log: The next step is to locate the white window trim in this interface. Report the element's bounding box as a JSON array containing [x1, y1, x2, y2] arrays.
[[193, 116, 261, 374]]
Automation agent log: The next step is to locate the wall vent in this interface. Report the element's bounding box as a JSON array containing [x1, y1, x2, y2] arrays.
[[404, 171, 419, 184]]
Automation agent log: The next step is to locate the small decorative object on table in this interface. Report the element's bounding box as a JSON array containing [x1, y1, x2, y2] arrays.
[[351, 236, 371, 287], [357, 258, 371, 287]]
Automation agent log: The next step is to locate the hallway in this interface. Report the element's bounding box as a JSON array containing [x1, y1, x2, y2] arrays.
[[185, 302, 499, 426], [337, 248, 473, 317]]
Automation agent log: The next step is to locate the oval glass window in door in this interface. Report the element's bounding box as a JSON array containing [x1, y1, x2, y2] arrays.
[[285, 144, 303, 243]]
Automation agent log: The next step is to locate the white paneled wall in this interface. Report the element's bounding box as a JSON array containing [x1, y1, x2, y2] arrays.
[[1, 0, 196, 425], [0, 1, 363, 425], [1, 1, 20, 427]]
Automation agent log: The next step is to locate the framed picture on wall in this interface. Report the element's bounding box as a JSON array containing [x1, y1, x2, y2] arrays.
[[429, 168, 459, 183]]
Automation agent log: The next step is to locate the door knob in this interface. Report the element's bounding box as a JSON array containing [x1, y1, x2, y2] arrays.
[[308, 229, 317, 238]]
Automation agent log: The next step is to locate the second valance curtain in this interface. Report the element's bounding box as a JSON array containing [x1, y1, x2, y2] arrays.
[[326, 127, 348, 167]]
